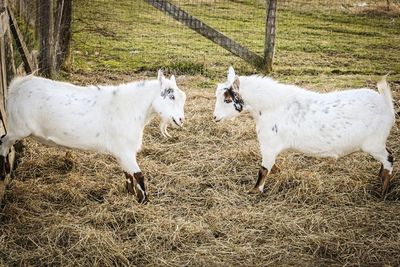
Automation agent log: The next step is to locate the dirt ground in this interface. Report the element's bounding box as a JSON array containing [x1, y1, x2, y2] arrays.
[[0, 70, 399, 266]]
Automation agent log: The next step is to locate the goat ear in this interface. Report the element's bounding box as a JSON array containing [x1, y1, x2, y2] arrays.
[[232, 75, 240, 91], [157, 69, 165, 83], [227, 66, 236, 84], [170, 75, 176, 85]]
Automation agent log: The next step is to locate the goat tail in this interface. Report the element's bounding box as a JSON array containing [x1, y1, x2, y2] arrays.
[[377, 74, 394, 113], [8, 71, 38, 94]]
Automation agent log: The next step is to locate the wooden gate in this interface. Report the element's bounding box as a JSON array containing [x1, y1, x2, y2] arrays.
[[145, 0, 277, 72], [0, 0, 37, 203]]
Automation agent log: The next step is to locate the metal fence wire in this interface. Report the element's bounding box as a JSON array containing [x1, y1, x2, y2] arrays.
[[71, 0, 399, 74]]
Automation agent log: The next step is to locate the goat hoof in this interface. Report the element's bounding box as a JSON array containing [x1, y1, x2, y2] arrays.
[[126, 182, 135, 195], [137, 192, 149, 205], [248, 188, 263, 194], [0, 155, 7, 179], [381, 175, 393, 197], [140, 197, 149, 205], [380, 168, 393, 197]]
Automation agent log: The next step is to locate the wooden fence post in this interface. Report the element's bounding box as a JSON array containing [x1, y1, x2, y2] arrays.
[[8, 6, 35, 73], [5, 12, 16, 84], [54, 0, 72, 70], [0, 1, 12, 203], [264, 0, 277, 73], [0, 0, 38, 203], [38, 0, 55, 77]]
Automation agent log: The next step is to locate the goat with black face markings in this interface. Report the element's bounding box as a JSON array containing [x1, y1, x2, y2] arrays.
[[0, 70, 186, 204], [213, 67, 395, 196]]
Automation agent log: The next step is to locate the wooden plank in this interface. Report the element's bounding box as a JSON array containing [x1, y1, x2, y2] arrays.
[[5, 30, 16, 84], [0, 9, 9, 204], [54, 0, 72, 70], [0, 2, 6, 203], [7, 6, 35, 73], [5, 13, 16, 85], [264, 0, 277, 73], [144, 0, 265, 69], [0, 12, 7, 36], [0, 23, 8, 128], [0, 2, 20, 204], [38, 0, 54, 77], [0, 40, 7, 144]]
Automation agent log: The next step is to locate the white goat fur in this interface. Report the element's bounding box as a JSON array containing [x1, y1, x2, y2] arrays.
[[214, 67, 395, 192], [1, 72, 186, 200]]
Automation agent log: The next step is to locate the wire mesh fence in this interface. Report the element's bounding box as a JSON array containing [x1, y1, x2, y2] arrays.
[[71, 0, 400, 76], [72, 0, 272, 74]]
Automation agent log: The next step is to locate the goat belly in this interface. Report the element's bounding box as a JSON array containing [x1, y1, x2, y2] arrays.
[[274, 90, 391, 159], [9, 77, 107, 152]]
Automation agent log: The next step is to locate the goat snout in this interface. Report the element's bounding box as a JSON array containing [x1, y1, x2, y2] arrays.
[[213, 115, 221, 122], [172, 117, 183, 127]]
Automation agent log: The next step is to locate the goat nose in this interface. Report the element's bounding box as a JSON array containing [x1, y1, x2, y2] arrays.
[[179, 117, 184, 124]]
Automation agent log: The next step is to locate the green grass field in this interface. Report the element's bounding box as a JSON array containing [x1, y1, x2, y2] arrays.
[[72, 0, 400, 85]]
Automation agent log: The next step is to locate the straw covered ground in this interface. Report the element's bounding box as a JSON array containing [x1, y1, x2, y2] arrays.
[[0, 72, 399, 266], [1, 0, 400, 266]]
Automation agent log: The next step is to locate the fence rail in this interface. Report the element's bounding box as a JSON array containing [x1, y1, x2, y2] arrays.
[[145, 0, 277, 71], [145, 0, 266, 69], [0, 0, 39, 203]]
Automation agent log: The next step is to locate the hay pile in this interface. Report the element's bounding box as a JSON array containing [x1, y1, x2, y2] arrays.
[[1, 72, 399, 266]]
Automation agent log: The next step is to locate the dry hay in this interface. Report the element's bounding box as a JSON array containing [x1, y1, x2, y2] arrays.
[[1, 72, 400, 266]]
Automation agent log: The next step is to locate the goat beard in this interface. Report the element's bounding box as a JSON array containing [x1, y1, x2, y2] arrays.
[[160, 118, 172, 138]]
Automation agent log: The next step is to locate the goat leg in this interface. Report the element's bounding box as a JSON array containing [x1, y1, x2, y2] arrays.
[[380, 168, 393, 196], [133, 172, 149, 204], [124, 172, 135, 195], [380, 148, 394, 197], [249, 164, 280, 194], [0, 155, 7, 181], [249, 166, 268, 194]]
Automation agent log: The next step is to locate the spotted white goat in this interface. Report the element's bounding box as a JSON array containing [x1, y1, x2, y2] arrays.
[[0, 70, 186, 204], [214, 67, 395, 195]]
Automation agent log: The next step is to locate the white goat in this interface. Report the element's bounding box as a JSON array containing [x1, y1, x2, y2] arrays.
[[213, 67, 395, 195], [0, 70, 186, 204]]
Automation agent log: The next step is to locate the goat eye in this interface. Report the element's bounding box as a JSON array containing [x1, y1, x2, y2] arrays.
[[170, 95, 175, 100]]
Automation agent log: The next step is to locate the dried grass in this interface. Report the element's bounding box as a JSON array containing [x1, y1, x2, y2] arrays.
[[1, 73, 400, 266]]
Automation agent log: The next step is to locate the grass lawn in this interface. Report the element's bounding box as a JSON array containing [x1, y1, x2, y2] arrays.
[[72, 0, 400, 86]]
